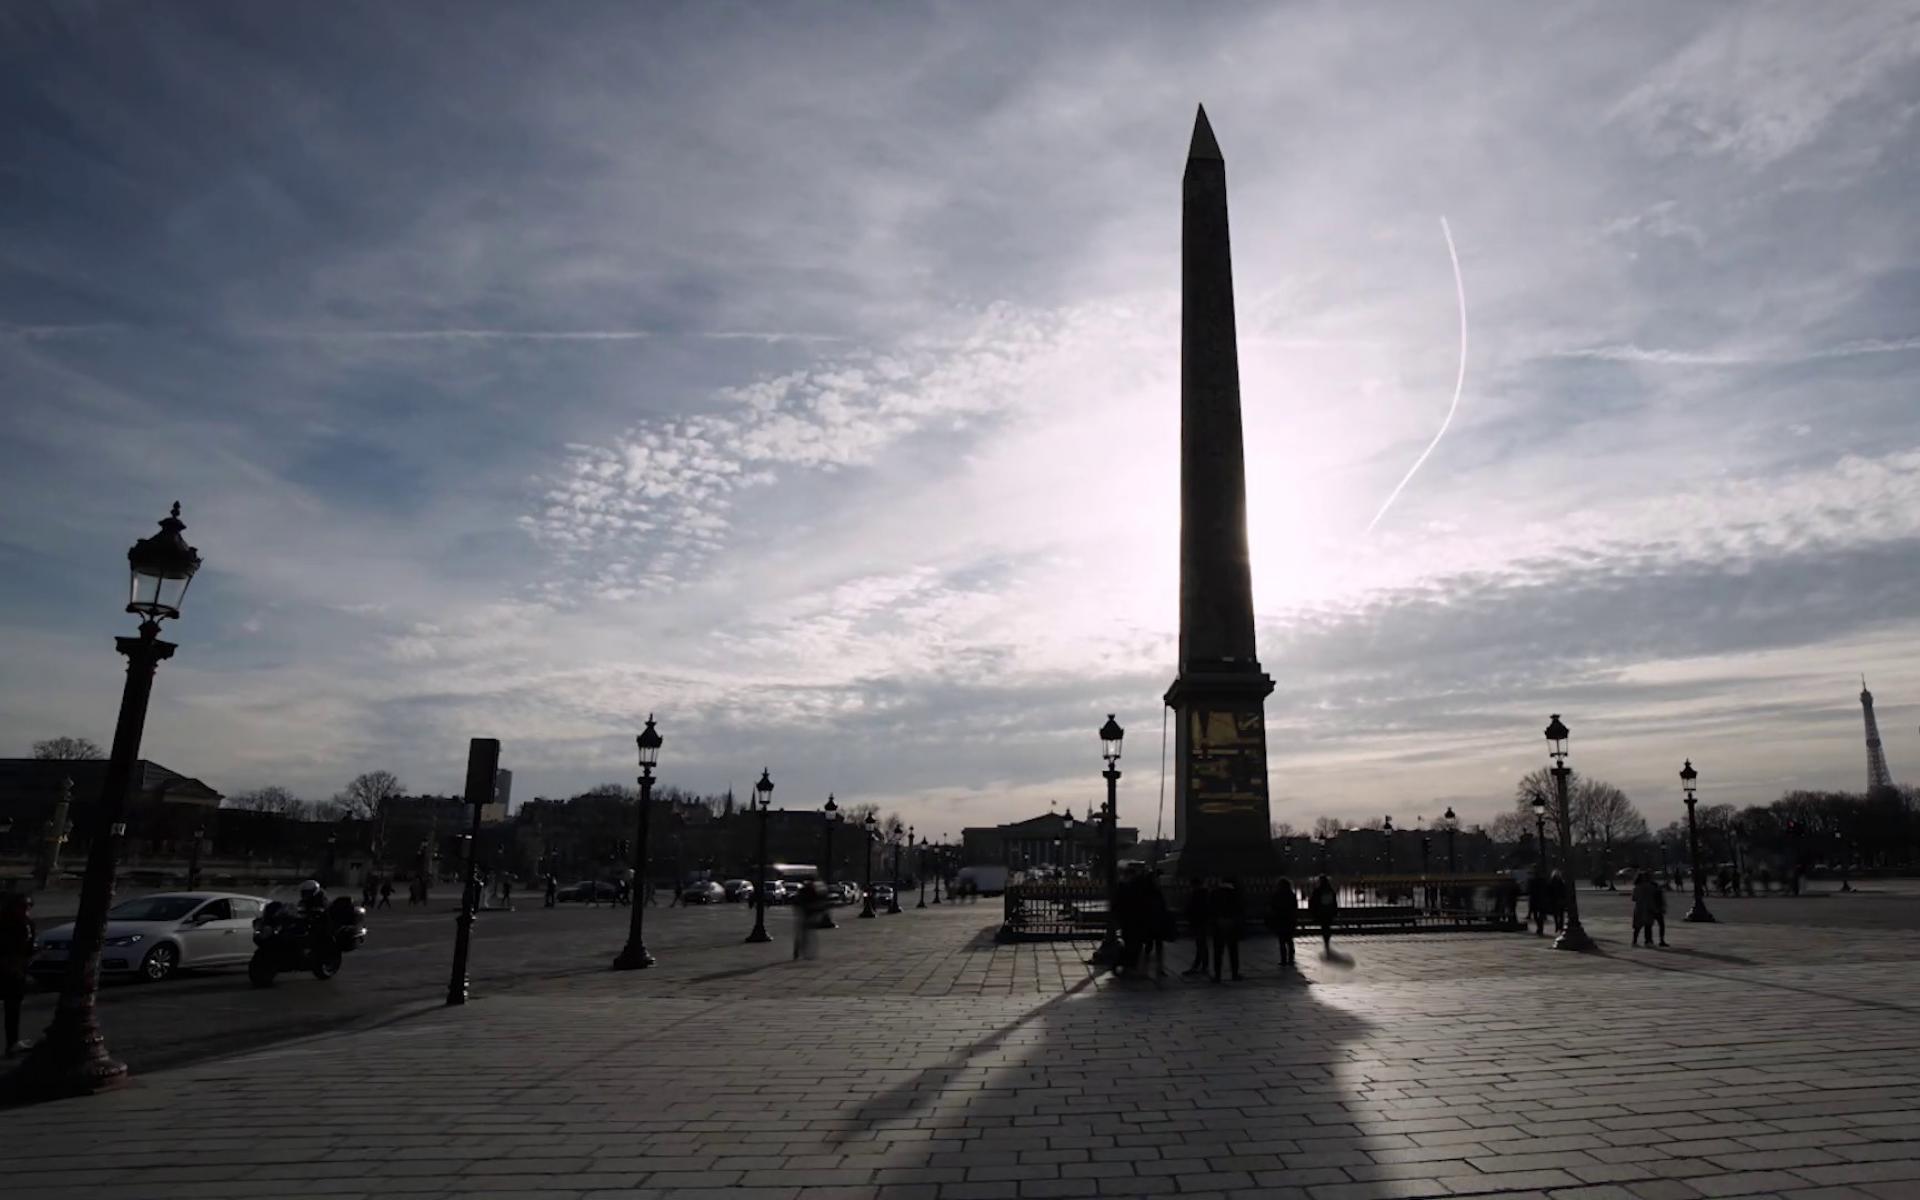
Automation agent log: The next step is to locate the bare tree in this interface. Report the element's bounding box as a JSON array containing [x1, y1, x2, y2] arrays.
[[1270, 820, 1297, 840], [333, 770, 404, 820], [1311, 815, 1344, 840], [1514, 766, 1578, 844], [1575, 779, 1647, 879], [228, 785, 307, 815], [32, 736, 104, 760], [1487, 810, 1533, 847]]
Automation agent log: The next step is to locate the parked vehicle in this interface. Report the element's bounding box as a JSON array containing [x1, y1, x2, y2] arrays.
[[248, 896, 367, 987], [867, 883, 896, 905], [556, 880, 619, 903], [31, 891, 270, 983], [830, 881, 861, 905], [681, 881, 726, 904], [722, 879, 755, 902]]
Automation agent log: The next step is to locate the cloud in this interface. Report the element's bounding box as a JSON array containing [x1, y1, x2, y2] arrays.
[[1, 3, 1917, 838]]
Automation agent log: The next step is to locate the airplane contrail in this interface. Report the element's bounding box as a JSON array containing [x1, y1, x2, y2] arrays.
[[1366, 217, 1468, 535]]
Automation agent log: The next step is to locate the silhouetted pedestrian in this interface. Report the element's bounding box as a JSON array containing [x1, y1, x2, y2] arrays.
[[793, 881, 825, 960], [1143, 870, 1172, 978], [378, 879, 394, 909], [1527, 870, 1548, 936], [1181, 878, 1212, 977], [500, 876, 513, 909], [1210, 877, 1244, 981], [1631, 870, 1660, 946], [1, 893, 32, 1056], [1309, 873, 1338, 952], [1114, 865, 1147, 975], [1547, 870, 1568, 932], [1267, 878, 1298, 967]]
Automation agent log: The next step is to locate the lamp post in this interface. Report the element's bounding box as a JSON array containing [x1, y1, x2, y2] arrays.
[[613, 715, 664, 969], [11, 503, 201, 1101], [323, 833, 337, 889], [916, 837, 928, 908], [446, 738, 499, 1005], [1441, 807, 1458, 875], [1382, 814, 1395, 875], [1680, 759, 1714, 923], [859, 814, 878, 917], [820, 794, 839, 930], [745, 769, 774, 943], [187, 825, 205, 891], [932, 841, 944, 904], [1316, 831, 1332, 874], [1544, 715, 1594, 951], [887, 826, 907, 914], [1092, 714, 1126, 968], [1837, 831, 1852, 892]]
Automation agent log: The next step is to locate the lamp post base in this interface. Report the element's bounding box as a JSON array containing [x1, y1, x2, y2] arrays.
[[611, 944, 655, 969], [916, 897, 926, 909], [1552, 922, 1597, 952], [1683, 901, 1715, 923], [6, 1035, 130, 1104], [858, 902, 876, 918], [745, 925, 772, 944]]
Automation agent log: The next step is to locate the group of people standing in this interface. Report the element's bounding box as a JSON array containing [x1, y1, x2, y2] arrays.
[[1108, 869, 1343, 982]]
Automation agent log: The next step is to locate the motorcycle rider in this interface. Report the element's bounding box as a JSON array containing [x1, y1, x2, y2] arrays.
[[297, 879, 329, 918]]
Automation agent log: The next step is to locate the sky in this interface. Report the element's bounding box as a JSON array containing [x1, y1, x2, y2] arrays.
[[3, 2, 1918, 841]]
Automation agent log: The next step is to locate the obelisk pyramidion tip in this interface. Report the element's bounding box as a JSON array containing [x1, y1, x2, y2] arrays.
[[1188, 104, 1223, 162]]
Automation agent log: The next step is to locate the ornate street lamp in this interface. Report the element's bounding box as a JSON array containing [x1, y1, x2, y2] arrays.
[[614, 715, 664, 969], [1531, 793, 1549, 870], [745, 769, 774, 943], [820, 794, 840, 930], [931, 839, 944, 904], [12, 503, 201, 1101], [916, 836, 929, 908], [859, 813, 878, 918], [323, 833, 338, 889], [1441, 807, 1458, 875], [1382, 814, 1395, 874], [1544, 715, 1594, 951], [1092, 713, 1125, 967], [1679, 759, 1713, 923]]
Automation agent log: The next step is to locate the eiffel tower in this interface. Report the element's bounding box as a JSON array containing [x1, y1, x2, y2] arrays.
[[1860, 676, 1895, 792]]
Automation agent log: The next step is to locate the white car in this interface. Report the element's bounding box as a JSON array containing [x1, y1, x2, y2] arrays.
[[31, 891, 270, 983]]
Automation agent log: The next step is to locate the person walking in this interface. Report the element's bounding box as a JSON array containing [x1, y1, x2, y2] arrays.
[[500, 876, 513, 910], [1526, 870, 1548, 936], [1, 892, 33, 1057], [1632, 869, 1669, 946], [1181, 878, 1213, 978], [1114, 865, 1146, 975], [377, 878, 394, 909], [1210, 877, 1245, 982], [1309, 874, 1338, 952], [1142, 870, 1172, 979], [1266, 878, 1299, 968], [1547, 869, 1568, 933], [792, 880, 823, 960]]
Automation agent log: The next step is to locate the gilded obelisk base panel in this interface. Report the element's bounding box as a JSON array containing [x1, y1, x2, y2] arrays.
[[1166, 668, 1276, 880]]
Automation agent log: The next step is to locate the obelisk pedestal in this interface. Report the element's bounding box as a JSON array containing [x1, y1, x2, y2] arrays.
[[1164, 105, 1277, 882]]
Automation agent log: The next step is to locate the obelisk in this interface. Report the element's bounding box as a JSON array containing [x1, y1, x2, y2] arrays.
[[1163, 105, 1277, 880]]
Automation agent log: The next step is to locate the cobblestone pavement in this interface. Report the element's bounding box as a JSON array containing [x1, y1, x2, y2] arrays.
[[8, 900, 1920, 1200]]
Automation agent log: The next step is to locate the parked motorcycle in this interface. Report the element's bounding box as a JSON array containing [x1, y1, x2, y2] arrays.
[[249, 896, 367, 987]]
